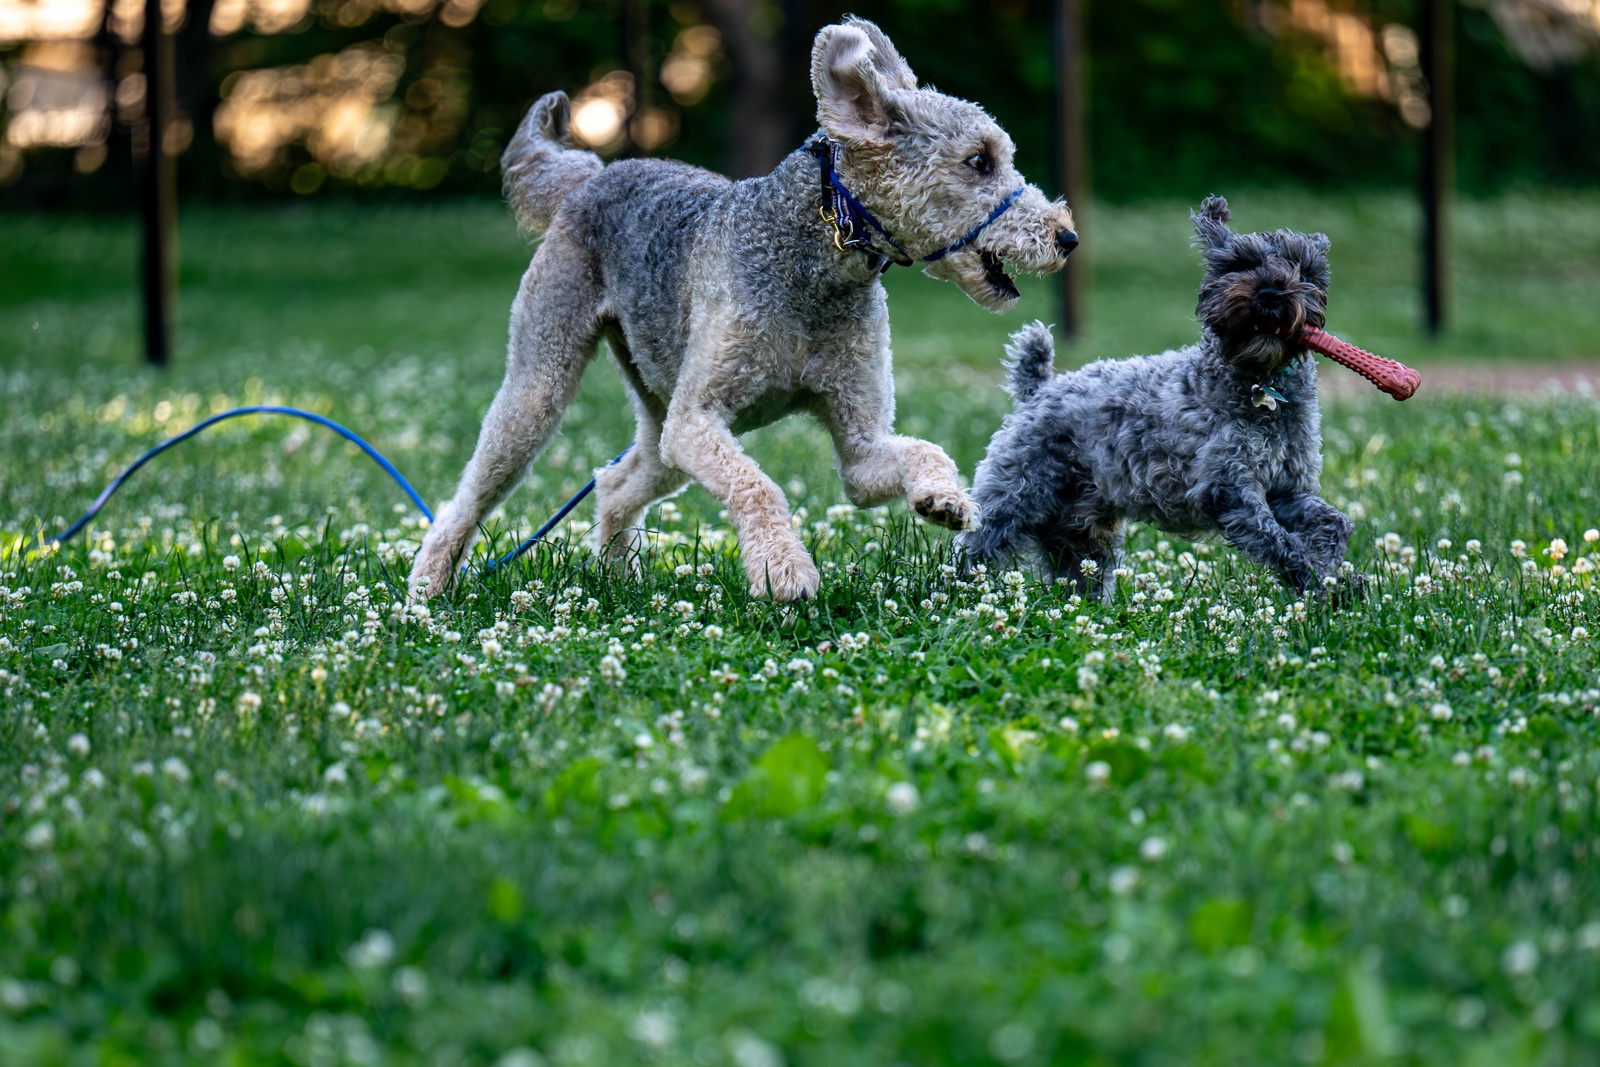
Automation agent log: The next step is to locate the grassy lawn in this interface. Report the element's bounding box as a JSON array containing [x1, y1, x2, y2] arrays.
[[2, 193, 1600, 1065]]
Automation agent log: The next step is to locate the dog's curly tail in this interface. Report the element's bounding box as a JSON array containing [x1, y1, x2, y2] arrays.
[[1002, 320, 1056, 404], [502, 92, 604, 236]]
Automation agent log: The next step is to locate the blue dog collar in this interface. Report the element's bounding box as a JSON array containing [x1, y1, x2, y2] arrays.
[[805, 135, 1023, 269]]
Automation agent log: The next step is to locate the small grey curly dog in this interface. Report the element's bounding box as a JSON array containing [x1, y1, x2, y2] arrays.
[[408, 17, 1077, 603], [958, 196, 1353, 597]]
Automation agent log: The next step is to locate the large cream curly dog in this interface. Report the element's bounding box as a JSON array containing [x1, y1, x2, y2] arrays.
[[409, 17, 1076, 603]]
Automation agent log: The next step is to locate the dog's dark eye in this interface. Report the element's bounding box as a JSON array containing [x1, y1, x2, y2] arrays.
[[964, 152, 994, 176]]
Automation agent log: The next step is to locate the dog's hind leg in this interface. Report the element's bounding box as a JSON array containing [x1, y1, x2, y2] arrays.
[[409, 237, 601, 601], [1037, 518, 1122, 601], [592, 338, 690, 571]]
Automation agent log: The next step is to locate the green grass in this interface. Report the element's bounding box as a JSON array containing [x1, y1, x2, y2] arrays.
[[2, 194, 1600, 1065]]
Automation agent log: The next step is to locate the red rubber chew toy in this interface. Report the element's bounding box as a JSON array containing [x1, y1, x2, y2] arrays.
[[1296, 325, 1421, 401]]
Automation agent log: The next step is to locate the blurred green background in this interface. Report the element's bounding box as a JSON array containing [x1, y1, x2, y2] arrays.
[[2, 0, 1599, 368], [4, 0, 1600, 205]]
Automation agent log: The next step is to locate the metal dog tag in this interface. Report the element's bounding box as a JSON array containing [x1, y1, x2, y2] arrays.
[[1251, 384, 1285, 411]]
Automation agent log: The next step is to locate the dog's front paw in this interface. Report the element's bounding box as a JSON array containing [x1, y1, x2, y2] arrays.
[[745, 543, 821, 602], [912, 486, 979, 532], [408, 544, 461, 605]]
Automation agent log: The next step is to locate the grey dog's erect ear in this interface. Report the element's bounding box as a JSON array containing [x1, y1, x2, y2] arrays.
[[1191, 195, 1232, 250], [812, 21, 909, 143], [842, 16, 918, 90]]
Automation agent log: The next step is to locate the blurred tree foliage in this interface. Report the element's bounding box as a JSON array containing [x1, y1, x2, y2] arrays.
[[2, 0, 1596, 208]]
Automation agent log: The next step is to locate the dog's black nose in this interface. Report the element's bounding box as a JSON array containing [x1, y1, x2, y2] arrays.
[[1056, 230, 1079, 255]]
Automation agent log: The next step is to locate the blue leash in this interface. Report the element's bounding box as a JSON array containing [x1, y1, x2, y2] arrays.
[[40, 405, 626, 575]]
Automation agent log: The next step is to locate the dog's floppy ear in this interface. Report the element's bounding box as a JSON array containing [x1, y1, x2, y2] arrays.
[[1191, 195, 1232, 250], [812, 21, 906, 143], [841, 16, 917, 90]]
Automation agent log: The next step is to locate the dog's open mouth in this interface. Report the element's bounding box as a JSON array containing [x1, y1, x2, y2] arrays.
[[981, 251, 1019, 299]]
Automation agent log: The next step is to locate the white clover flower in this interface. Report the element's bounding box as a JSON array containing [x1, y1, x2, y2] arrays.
[[1586, 529, 1599, 543], [599, 654, 627, 684], [1162, 723, 1190, 742], [1139, 836, 1168, 862], [1430, 702, 1454, 722], [703, 624, 724, 641], [323, 762, 349, 786], [675, 564, 694, 578], [393, 966, 429, 1007], [1466, 539, 1482, 555], [67, 733, 90, 758], [1058, 716, 1080, 734], [1501, 941, 1539, 976], [1511, 539, 1528, 559], [786, 657, 814, 676], [1329, 770, 1365, 792], [161, 757, 191, 784], [1085, 760, 1111, 785], [238, 692, 262, 715], [222, 555, 241, 571], [347, 928, 397, 969], [24, 822, 55, 851], [1573, 626, 1590, 641], [885, 781, 920, 816], [1546, 539, 1569, 561], [1108, 866, 1140, 894], [629, 1009, 678, 1051]]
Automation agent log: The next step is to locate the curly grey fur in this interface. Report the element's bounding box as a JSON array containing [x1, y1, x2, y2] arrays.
[[958, 196, 1354, 598], [408, 17, 1078, 604]]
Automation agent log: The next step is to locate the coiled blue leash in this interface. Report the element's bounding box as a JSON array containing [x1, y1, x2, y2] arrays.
[[40, 405, 627, 574]]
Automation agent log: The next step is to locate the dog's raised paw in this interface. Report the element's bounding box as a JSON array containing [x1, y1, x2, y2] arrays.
[[913, 490, 978, 532]]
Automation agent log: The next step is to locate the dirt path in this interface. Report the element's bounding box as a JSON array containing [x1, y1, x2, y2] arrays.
[[1318, 362, 1600, 397]]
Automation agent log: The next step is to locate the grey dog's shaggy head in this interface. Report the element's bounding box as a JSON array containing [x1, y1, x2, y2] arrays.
[[811, 18, 1077, 312], [1192, 195, 1330, 372]]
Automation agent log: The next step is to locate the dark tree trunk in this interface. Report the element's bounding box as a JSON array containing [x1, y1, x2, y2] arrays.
[[705, 0, 804, 179], [1420, 0, 1453, 336]]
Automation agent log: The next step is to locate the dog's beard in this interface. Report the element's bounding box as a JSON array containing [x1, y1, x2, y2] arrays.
[[923, 249, 1022, 312]]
